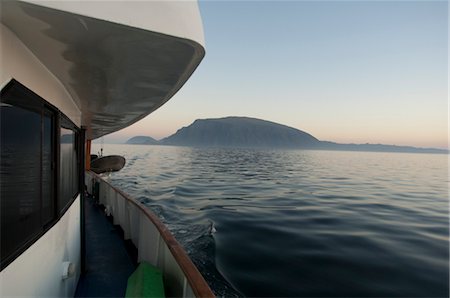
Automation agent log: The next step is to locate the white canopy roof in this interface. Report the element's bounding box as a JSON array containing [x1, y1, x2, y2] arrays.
[[1, 1, 205, 139]]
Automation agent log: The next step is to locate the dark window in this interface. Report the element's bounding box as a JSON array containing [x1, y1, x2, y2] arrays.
[[42, 111, 55, 226], [0, 81, 56, 267], [0, 80, 81, 270], [59, 120, 79, 212]]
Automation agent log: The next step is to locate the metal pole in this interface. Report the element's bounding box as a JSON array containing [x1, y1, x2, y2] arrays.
[[80, 128, 87, 273]]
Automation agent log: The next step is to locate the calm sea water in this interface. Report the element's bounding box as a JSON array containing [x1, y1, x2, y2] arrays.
[[93, 144, 449, 297]]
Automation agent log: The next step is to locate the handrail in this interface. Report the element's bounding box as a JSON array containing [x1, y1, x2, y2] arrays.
[[87, 171, 215, 298]]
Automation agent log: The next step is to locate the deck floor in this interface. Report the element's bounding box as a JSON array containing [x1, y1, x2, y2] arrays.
[[75, 195, 137, 297]]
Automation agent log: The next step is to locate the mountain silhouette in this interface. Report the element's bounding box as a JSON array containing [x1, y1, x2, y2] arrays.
[[161, 116, 320, 148], [126, 116, 447, 154], [126, 136, 158, 145]]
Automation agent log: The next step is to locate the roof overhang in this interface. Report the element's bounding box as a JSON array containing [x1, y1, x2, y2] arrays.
[[1, 1, 205, 139]]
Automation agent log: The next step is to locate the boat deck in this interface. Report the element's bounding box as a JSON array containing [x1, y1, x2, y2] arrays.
[[75, 195, 137, 297]]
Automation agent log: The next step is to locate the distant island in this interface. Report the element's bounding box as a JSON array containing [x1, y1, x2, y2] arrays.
[[126, 116, 448, 154], [126, 136, 159, 145]]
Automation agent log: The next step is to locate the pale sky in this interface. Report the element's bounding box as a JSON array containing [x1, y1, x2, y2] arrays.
[[103, 0, 448, 149]]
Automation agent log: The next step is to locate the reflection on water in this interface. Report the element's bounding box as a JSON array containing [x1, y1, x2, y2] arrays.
[[94, 144, 449, 297]]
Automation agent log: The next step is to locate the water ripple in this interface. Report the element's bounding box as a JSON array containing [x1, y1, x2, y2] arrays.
[[96, 144, 449, 297]]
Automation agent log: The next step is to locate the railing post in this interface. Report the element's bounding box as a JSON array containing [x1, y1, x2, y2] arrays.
[[80, 128, 86, 273]]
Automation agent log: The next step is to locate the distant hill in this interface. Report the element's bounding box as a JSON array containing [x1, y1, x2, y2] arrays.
[[126, 136, 159, 145], [161, 116, 321, 148], [127, 117, 448, 154], [319, 141, 447, 154]]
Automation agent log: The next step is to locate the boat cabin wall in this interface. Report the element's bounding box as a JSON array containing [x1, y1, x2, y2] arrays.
[[0, 24, 82, 297], [0, 24, 80, 126], [0, 197, 81, 297]]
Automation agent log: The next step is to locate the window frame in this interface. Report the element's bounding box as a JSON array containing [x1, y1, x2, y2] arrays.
[[59, 114, 81, 215], [0, 79, 81, 270]]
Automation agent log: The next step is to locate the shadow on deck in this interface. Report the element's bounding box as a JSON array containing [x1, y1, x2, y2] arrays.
[[75, 195, 137, 297]]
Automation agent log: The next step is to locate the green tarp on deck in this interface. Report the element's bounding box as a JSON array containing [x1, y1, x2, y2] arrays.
[[125, 262, 165, 298]]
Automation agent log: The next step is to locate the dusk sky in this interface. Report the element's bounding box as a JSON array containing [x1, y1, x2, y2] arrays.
[[103, 0, 448, 149]]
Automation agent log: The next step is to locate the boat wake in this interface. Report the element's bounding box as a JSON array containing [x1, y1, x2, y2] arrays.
[[143, 202, 242, 297]]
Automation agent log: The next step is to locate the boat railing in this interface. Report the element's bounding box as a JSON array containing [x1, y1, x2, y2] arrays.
[[85, 171, 214, 298]]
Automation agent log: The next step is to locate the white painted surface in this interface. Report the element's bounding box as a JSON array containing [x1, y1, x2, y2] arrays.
[[1, 22, 82, 298], [2, 1, 205, 139], [24, 0, 205, 47], [0, 197, 81, 298], [0, 1, 206, 294], [0, 24, 81, 126]]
